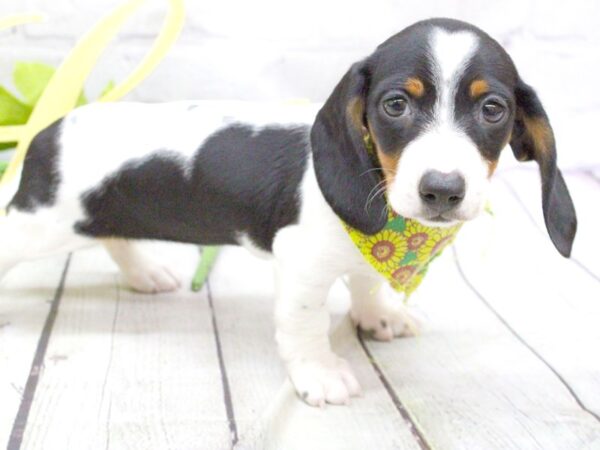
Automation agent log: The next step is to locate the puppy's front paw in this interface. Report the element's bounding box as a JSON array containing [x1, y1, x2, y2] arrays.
[[288, 354, 361, 407], [351, 299, 420, 341], [122, 263, 182, 294]]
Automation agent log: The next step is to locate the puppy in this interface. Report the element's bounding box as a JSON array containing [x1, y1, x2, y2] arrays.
[[0, 18, 576, 406]]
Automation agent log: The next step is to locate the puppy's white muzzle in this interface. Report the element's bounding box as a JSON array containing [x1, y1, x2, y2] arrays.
[[386, 126, 490, 226]]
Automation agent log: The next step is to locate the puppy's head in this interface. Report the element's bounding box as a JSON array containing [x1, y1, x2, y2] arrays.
[[311, 18, 576, 257]]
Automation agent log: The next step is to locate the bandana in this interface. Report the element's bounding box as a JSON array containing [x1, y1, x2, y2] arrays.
[[343, 134, 463, 297], [343, 213, 462, 297]]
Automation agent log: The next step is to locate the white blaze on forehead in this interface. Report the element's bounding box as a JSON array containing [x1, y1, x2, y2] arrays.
[[430, 28, 478, 84], [429, 28, 478, 124]]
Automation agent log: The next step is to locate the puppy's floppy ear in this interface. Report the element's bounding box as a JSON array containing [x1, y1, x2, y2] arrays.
[[510, 78, 577, 257], [310, 60, 387, 234]]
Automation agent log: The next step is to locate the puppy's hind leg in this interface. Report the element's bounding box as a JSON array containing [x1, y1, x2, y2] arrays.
[[104, 239, 182, 294], [0, 208, 94, 281]]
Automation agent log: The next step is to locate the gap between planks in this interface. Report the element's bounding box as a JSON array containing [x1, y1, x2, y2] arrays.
[[452, 247, 600, 425], [12, 244, 231, 449], [7, 255, 72, 450], [206, 279, 238, 449], [357, 332, 432, 450]]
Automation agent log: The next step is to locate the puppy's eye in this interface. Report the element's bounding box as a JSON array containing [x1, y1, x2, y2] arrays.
[[383, 96, 409, 117], [481, 99, 506, 123]]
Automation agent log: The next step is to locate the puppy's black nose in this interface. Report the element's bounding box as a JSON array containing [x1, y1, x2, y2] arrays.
[[419, 170, 466, 214]]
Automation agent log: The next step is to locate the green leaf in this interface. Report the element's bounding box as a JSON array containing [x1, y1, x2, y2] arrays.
[[13, 62, 56, 106], [0, 86, 31, 148], [0, 86, 32, 126]]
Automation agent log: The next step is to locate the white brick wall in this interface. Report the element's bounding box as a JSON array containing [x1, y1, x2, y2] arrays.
[[0, 0, 599, 166]]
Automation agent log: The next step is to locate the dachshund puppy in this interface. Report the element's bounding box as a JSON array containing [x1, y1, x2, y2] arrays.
[[0, 18, 576, 406]]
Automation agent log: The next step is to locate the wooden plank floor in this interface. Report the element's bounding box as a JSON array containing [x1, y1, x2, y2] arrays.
[[1, 169, 600, 450]]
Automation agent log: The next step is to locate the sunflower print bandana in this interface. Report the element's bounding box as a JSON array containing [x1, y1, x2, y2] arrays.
[[343, 212, 462, 298]]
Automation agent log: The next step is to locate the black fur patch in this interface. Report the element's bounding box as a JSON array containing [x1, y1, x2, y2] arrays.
[[9, 119, 63, 212], [75, 124, 309, 252]]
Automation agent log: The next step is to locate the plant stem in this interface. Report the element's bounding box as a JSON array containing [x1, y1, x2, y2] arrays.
[[191, 246, 220, 292]]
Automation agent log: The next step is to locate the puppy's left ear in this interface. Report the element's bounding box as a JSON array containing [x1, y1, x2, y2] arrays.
[[510, 78, 577, 257], [310, 60, 387, 234]]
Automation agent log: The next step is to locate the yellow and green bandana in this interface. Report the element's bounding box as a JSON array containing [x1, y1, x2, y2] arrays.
[[343, 212, 462, 297]]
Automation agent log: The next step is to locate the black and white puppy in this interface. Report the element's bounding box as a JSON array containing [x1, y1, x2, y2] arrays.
[[0, 18, 577, 406]]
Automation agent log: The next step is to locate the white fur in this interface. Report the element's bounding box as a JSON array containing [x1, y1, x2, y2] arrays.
[[388, 28, 490, 226], [104, 239, 182, 293], [0, 207, 94, 278]]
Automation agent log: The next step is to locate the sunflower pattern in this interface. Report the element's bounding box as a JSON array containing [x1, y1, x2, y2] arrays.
[[344, 211, 462, 298], [417, 225, 461, 260], [404, 221, 429, 249], [350, 229, 407, 272]]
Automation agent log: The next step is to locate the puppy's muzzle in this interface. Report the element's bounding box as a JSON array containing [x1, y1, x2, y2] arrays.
[[419, 170, 466, 217]]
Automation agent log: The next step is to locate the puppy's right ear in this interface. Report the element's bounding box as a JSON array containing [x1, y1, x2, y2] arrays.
[[310, 61, 387, 234]]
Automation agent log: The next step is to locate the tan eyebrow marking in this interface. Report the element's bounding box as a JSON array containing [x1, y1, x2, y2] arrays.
[[469, 79, 489, 98], [367, 123, 400, 187], [404, 77, 425, 98], [377, 150, 399, 186]]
